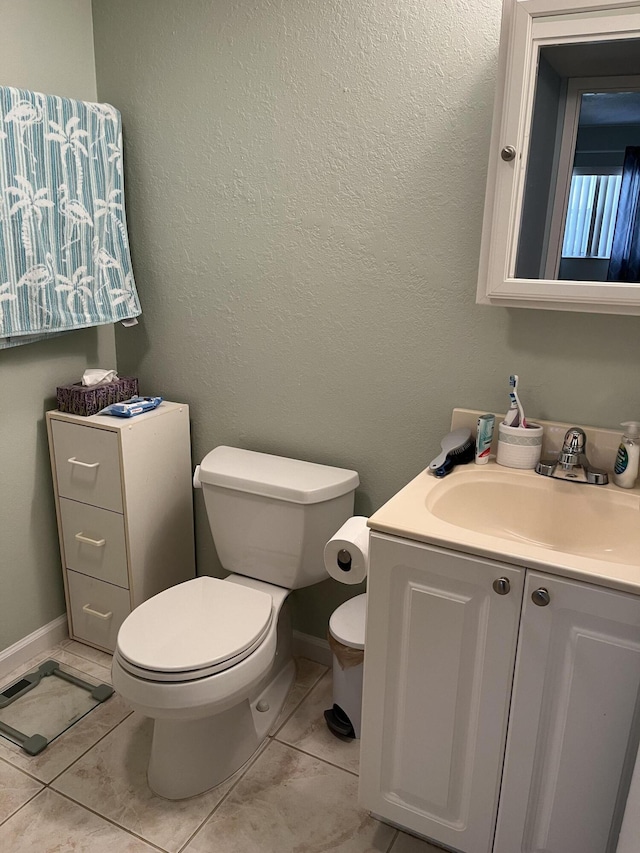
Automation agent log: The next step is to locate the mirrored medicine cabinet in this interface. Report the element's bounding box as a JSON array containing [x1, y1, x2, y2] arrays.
[[477, 0, 640, 314]]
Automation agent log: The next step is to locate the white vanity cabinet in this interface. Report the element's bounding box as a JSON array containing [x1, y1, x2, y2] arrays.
[[359, 533, 640, 853], [494, 571, 640, 853], [359, 533, 525, 853], [46, 402, 196, 652]]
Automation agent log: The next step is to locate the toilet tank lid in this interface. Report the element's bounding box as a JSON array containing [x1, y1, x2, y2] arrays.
[[198, 446, 359, 504]]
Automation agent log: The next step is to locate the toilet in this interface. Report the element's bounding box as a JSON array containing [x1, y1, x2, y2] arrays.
[[112, 445, 359, 800]]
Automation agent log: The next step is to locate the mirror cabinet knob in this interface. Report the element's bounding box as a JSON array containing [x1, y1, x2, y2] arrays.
[[500, 145, 517, 162]]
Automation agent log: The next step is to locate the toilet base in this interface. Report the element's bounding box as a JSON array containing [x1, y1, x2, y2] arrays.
[[147, 657, 296, 799]]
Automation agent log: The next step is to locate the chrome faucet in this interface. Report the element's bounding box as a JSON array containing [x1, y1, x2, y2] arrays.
[[536, 427, 608, 485]]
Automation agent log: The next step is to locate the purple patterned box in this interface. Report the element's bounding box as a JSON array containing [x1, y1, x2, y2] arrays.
[[56, 377, 139, 417]]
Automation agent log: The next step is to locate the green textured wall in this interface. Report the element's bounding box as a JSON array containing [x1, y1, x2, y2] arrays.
[[0, 0, 117, 650], [91, 0, 640, 639]]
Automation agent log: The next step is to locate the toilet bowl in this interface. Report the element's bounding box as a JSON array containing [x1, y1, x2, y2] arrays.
[[112, 575, 293, 799], [112, 446, 359, 800]]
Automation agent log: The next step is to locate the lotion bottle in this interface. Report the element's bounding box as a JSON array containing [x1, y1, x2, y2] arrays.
[[613, 422, 640, 488]]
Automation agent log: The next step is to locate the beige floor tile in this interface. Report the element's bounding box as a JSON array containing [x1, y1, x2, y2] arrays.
[[53, 711, 256, 853], [60, 637, 114, 671], [183, 739, 395, 853], [0, 759, 42, 824], [0, 691, 131, 783], [0, 643, 112, 690], [391, 831, 449, 852], [276, 669, 360, 773], [49, 645, 113, 684], [0, 788, 158, 852], [271, 656, 328, 734]]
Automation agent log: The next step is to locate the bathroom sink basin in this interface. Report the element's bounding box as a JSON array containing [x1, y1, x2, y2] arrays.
[[368, 461, 640, 593], [426, 467, 640, 565]]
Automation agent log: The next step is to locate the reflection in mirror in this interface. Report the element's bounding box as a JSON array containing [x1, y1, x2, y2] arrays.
[[515, 39, 640, 284]]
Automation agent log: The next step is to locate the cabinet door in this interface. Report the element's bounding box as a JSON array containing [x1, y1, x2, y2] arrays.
[[494, 572, 640, 853], [359, 534, 524, 853]]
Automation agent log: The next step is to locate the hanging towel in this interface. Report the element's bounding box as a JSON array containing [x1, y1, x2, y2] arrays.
[[0, 86, 141, 348]]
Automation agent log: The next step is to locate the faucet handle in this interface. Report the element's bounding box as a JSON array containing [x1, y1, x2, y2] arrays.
[[586, 468, 608, 485], [536, 458, 557, 476]]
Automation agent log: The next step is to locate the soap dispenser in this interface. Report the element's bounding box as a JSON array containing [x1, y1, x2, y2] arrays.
[[613, 422, 640, 489]]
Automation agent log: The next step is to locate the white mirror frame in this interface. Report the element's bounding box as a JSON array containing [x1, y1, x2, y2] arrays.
[[477, 0, 640, 314]]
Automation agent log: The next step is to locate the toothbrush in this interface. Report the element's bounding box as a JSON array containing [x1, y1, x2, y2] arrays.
[[510, 374, 527, 428], [503, 386, 520, 427]]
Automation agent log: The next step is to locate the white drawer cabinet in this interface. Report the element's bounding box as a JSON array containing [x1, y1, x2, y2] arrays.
[[47, 401, 196, 652]]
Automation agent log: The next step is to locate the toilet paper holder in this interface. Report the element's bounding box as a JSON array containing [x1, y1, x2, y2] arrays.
[[324, 516, 369, 586], [337, 549, 353, 572]]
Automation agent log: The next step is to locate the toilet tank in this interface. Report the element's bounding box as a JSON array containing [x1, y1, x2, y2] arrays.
[[196, 446, 359, 589]]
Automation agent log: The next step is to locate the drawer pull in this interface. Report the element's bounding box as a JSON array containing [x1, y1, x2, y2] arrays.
[[74, 532, 106, 547], [82, 603, 113, 620], [68, 456, 100, 469]]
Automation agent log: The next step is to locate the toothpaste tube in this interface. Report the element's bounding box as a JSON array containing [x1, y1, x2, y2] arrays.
[[99, 396, 163, 418], [475, 413, 495, 464]]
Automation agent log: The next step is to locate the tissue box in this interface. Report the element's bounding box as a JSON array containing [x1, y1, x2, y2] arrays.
[[56, 377, 139, 417]]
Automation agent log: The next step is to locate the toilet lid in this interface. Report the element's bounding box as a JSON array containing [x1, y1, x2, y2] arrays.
[[116, 577, 273, 680]]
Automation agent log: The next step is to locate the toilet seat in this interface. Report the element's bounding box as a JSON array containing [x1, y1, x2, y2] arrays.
[[115, 577, 273, 683]]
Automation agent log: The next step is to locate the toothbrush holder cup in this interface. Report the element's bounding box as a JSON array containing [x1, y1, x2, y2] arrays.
[[497, 422, 544, 470]]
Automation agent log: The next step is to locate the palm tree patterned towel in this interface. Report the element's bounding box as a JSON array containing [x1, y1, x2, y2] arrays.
[[0, 86, 141, 348]]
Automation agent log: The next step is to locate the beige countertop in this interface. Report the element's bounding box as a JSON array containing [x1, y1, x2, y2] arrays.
[[368, 459, 640, 597]]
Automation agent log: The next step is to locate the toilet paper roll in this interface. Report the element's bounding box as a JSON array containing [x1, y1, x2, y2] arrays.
[[324, 516, 370, 585]]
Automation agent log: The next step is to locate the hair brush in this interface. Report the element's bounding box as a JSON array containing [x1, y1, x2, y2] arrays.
[[429, 428, 476, 478]]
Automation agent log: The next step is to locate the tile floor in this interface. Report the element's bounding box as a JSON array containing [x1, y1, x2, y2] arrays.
[[0, 640, 443, 853]]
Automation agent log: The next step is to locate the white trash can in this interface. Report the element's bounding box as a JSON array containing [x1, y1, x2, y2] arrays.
[[324, 593, 366, 739]]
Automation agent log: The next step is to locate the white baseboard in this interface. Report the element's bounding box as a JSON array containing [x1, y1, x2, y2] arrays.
[[292, 630, 333, 668], [0, 615, 68, 682], [0, 621, 330, 683]]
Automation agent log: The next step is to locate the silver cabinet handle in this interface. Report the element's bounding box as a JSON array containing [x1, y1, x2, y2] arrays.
[[493, 577, 511, 595], [74, 532, 106, 547], [532, 587, 551, 606], [82, 604, 112, 620], [68, 456, 100, 469], [501, 145, 517, 161]]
